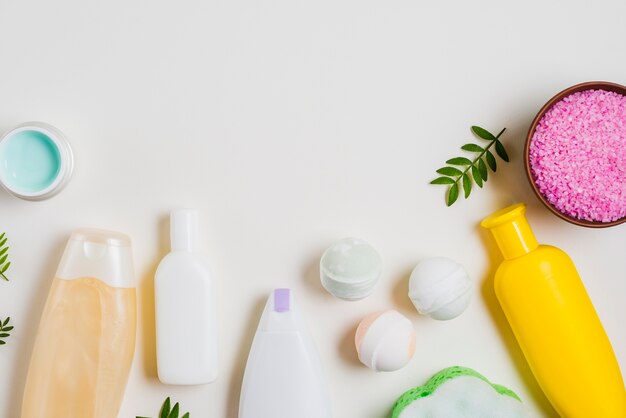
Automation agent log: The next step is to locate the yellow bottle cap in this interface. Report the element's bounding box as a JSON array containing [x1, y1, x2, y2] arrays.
[[481, 203, 539, 260]]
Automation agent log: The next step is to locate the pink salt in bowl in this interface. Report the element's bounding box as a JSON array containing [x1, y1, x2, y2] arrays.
[[525, 81, 626, 228]]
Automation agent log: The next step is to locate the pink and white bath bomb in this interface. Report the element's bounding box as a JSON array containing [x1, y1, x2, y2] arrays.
[[355, 310, 416, 372]]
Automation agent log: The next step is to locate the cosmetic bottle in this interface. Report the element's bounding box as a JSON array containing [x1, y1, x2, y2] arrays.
[[22, 229, 136, 418], [155, 209, 218, 384], [239, 288, 332, 418], [481, 203, 626, 418]]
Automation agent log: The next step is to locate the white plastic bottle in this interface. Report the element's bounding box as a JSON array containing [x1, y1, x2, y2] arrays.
[[155, 209, 218, 384], [239, 288, 332, 418]]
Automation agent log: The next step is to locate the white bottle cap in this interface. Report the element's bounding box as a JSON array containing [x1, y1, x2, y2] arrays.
[[170, 209, 199, 252], [56, 228, 135, 288]]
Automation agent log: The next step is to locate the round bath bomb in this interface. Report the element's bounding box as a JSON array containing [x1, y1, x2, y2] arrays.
[[320, 237, 382, 300], [355, 310, 416, 372], [408, 257, 471, 320]]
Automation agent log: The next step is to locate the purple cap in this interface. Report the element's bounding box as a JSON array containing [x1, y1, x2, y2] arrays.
[[274, 288, 290, 312]]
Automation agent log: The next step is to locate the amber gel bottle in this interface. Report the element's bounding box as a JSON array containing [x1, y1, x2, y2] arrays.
[[21, 229, 136, 418]]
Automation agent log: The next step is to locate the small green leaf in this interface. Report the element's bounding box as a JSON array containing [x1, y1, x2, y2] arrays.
[[461, 143, 484, 152], [160, 398, 171, 418], [495, 140, 509, 162], [447, 183, 459, 206], [2, 317, 9, 327], [486, 150, 497, 171], [168, 403, 180, 418], [446, 157, 472, 166], [0, 247, 7, 258], [462, 173, 471, 199], [0, 333, 9, 338], [2, 326, 13, 332], [0, 255, 7, 266], [472, 165, 483, 187], [430, 126, 508, 207], [436, 167, 462, 177], [478, 158, 488, 181], [0, 340, 5, 345], [430, 177, 455, 185], [140, 397, 189, 418], [1, 262, 10, 274], [471, 126, 496, 141], [0, 233, 4, 242]]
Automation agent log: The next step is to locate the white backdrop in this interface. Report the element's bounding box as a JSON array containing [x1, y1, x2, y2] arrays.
[[1, 0, 625, 417]]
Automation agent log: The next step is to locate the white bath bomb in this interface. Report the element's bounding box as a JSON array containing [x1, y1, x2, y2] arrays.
[[320, 237, 382, 300], [408, 257, 471, 320], [355, 310, 416, 372]]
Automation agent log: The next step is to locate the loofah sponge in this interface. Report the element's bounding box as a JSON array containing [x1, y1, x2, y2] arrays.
[[391, 366, 528, 418]]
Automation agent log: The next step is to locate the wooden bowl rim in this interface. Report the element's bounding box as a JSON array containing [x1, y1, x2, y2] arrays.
[[524, 81, 626, 228]]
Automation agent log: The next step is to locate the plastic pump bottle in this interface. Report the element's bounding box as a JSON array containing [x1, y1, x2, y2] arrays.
[[481, 203, 626, 418], [22, 229, 136, 418], [155, 209, 218, 385]]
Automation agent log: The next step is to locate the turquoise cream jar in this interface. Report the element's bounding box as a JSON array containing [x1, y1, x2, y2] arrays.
[[0, 122, 73, 200]]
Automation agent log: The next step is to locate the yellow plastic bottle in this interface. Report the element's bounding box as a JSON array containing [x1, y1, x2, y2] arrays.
[[481, 203, 626, 418], [21, 229, 136, 418]]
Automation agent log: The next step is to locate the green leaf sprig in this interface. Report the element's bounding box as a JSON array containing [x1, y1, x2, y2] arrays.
[[137, 397, 190, 418], [0, 232, 11, 281], [0, 317, 13, 345], [431, 126, 509, 206]]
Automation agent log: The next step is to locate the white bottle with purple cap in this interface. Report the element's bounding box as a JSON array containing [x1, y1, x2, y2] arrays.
[[154, 209, 218, 385], [239, 289, 332, 418]]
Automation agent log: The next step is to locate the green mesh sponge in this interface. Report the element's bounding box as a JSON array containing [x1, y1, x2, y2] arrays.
[[391, 366, 528, 418]]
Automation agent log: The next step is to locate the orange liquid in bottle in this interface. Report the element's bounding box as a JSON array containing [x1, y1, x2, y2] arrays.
[[21, 277, 136, 418]]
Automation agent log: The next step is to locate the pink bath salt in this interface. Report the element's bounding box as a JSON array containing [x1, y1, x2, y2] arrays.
[[529, 89, 626, 223]]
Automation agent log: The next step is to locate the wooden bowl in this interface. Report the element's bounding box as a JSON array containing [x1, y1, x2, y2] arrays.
[[524, 81, 626, 228]]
